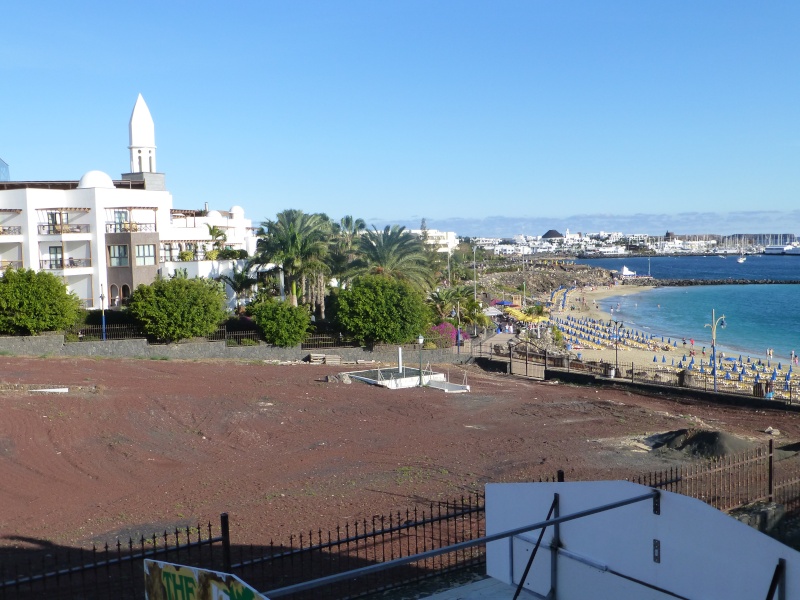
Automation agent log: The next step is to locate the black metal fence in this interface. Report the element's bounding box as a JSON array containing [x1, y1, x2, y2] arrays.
[[475, 339, 800, 403], [3, 456, 800, 599], [0, 519, 225, 600], [239, 494, 486, 599]]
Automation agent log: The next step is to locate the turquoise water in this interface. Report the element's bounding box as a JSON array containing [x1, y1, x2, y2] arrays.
[[575, 254, 800, 361], [602, 284, 799, 362]]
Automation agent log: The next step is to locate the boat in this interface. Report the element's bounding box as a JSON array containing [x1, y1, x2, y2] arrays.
[[737, 254, 746, 264]]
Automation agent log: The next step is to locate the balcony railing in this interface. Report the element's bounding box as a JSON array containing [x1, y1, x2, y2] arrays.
[[39, 258, 91, 270], [0, 260, 22, 269], [105, 222, 156, 233], [38, 224, 91, 235], [0, 226, 22, 235]]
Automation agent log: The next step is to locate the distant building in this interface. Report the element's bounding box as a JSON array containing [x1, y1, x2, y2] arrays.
[[409, 228, 458, 254], [0, 95, 257, 309]]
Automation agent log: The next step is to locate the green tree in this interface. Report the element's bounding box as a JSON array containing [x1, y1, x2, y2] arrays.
[[351, 225, 432, 291], [248, 295, 311, 347], [206, 224, 228, 250], [332, 275, 430, 344], [216, 263, 258, 311], [128, 276, 227, 342], [328, 215, 366, 286], [253, 209, 330, 307], [0, 269, 81, 335]]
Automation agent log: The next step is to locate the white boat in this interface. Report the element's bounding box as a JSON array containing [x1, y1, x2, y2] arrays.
[[737, 255, 746, 263]]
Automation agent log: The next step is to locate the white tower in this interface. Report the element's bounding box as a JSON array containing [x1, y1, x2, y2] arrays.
[[129, 94, 156, 173]]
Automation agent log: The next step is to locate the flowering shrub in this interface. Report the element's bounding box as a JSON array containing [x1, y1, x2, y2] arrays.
[[427, 321, 471, 348]]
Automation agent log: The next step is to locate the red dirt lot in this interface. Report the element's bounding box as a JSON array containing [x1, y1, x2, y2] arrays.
[[1, 356, 799, 550]]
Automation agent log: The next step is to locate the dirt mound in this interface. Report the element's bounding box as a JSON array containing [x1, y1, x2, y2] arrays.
[[646, 429, 756, 458]]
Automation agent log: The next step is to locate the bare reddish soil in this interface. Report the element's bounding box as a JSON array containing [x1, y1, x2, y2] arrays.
[[1, 356, 799, 550]]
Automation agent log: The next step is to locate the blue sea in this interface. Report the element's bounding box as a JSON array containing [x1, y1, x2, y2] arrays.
[[574, 256, 800, 362]]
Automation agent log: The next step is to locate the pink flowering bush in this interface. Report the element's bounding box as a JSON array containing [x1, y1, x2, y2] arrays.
[[427, 321, 471, 348]]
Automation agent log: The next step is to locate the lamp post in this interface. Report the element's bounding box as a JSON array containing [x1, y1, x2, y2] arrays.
[[704, 309, 726, 392], [611, 319, 623, 374], [99, 284, 106, 341], [417, 334, 424, 387], [508, 341, 514, 375], [472, 246, 477, 303]]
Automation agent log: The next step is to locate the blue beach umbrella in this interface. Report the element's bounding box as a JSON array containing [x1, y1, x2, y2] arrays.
[[755, 373, 761, 383], [725, 372, 731, 380], [671, 358, 675, 366], [772, 372, 777, 381], [662, 356, 666, 363], [739, 373, 744, 382], [682, 354, 687, 361], [678, 361, 684, 369], [778, 363, 782, 370], [653, 355, 657, 362]]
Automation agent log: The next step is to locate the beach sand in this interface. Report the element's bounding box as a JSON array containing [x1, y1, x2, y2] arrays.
[[549, 284, 703, 371]]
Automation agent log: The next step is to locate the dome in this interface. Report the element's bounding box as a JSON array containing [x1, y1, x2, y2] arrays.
[[78, 170, 115, 189], [207, 210, 222, 219], [229, 205, 245, 216]]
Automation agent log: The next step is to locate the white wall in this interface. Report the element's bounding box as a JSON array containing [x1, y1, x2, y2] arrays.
[[486, 481, 799, 599]]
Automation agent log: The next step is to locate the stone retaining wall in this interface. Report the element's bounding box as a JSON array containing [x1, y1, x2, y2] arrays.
[[0, 334, 467, 365]]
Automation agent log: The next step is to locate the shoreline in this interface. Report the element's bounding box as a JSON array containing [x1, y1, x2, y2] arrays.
[[547, 284, 788, 375]]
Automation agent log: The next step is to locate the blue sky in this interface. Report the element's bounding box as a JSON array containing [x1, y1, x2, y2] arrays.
[[2, 1, 798, 237]]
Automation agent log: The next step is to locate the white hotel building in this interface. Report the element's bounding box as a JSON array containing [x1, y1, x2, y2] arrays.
[[0, 95, 258, 309]]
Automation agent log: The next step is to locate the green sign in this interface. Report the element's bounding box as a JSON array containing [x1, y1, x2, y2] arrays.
[[144, 559, 268, 600]]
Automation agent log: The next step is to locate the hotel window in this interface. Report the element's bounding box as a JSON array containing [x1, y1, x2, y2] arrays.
[[108, 245, 129, 267], [136, 244, 156, 266]]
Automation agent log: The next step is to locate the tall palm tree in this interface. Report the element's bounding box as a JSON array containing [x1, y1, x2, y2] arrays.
[[253, 210, 330, 307], [206, 224, 227, 250], [328, 215, 366, 286], [216, 263, 258, 311], [351, 225, 432, 290]]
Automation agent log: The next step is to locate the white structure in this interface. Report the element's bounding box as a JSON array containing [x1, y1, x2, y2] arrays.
[[410, 228, 458, 254], [0, 95, 257, 309], [485, 481, 798, 599]]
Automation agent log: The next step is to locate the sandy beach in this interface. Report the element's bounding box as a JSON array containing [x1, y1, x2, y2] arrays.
[[549, 284, 709, 372]]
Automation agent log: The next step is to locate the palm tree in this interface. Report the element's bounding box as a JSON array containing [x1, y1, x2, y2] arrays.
[[252, 210, 330, 307], [351, 225, 432, 290], [216, 263, 258, 312], [206, 224, 227, 250], [328, 215, 366, 286]]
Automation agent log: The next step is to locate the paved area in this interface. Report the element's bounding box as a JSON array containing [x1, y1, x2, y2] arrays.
[[423, 577, 531, 599]]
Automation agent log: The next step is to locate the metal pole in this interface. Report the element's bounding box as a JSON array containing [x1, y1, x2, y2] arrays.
[[419, 338, 424, 387], [473, 246, 477, 302], [100, 284, 106, 341]]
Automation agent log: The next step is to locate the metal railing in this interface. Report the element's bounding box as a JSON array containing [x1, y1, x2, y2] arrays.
[[37, 223, 90, 235], [0, 226, 22, 235], [0, 260, 22, 270], [39, 258, 92, 270], [105, 222, 156, 233], [0, 518, 225, 599]]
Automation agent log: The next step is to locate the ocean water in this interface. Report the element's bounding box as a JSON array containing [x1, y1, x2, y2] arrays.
[[573, 256, 800, 362]]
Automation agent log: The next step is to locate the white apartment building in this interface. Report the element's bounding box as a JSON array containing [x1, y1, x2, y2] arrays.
[[409, 228, 458, 253], [0, 95, 257, 309]]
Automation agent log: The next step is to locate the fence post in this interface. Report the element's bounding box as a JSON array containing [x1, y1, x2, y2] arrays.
[[631, 362, 634, 383], [768, 439, 774, 502], [220, 513, 231, 573], [557, 469, 565, 482]]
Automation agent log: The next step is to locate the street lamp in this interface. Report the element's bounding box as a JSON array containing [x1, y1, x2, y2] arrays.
[[704, 309, 726, 392], [417, 334, 424, 387], [611, 319, 623, 374], [99, 284, 106, 341], [472, 246, 477, 303]]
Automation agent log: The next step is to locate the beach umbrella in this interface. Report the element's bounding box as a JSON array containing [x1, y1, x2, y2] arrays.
[[773, 368, 778, 377], [673, 341, 677, 347], [689, 357, 695, 365], [671, 358, 675, 366], [668, 338, 671, 343], [725, 372, 731, 380], [678, 361, 684, 369], [661, 336, 664, 342], [662, 356, 666, 363], [778, 363, 783, 370], [746, 356, 750, 363], [682, 354, 687, 361], [784, 382, 790, 391], [700, 366, 705, 373], [688, 363, 693, 370], [772, 372, 778, 381], [755, 373, 761, 383], [738, 373, 744, 382], [732, 365, 738, 373], [653, 355, 657, 362], [786, 373, 792, 381]]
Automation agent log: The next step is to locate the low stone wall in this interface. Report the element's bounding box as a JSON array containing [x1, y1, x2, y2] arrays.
[[0, 334, 466, 365]]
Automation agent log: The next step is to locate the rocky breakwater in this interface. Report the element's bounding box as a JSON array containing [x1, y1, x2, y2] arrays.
[[623, 279, 800, 287]]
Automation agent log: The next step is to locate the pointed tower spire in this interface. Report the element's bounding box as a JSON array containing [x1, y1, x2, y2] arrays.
[[129, 94, 156, 173]]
